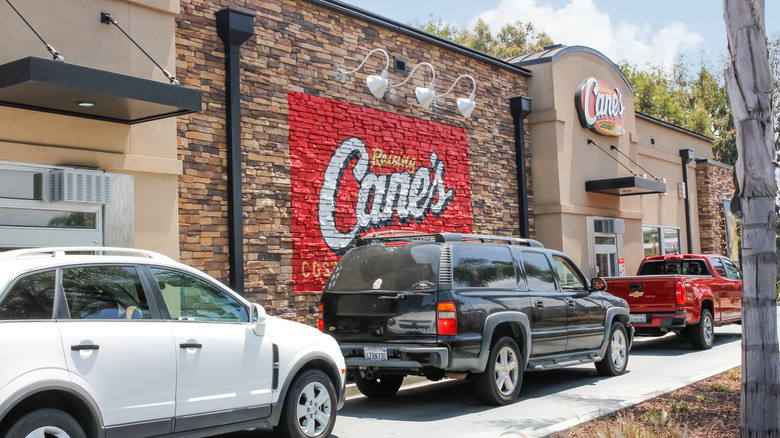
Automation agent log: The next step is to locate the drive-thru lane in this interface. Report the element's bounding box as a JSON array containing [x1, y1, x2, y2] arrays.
[[331, 320, 746, 438]]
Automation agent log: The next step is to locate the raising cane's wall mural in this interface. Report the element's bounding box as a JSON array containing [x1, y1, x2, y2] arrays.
[[288, 92, 474, 293]]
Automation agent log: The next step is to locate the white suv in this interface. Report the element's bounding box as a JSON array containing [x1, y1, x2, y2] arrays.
[[0, 247, 345, 438]]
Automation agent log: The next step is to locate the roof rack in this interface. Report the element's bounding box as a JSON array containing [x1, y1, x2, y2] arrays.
[[355, 231, 544, 248], [0, 246, 174, 262]]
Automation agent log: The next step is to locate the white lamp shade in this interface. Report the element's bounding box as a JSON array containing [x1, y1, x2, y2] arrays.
[[415, 87, 436, 109], [457, 96, 476, 118], [366, 73, 389, 98]]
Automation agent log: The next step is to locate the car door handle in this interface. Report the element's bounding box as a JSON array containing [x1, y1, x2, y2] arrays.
[[566, 300, 575, 307], [71, 344, 100, 351], [179, 343, 202, 349], [535, 301, 544, 309]]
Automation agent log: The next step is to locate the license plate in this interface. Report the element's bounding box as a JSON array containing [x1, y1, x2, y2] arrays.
[[364, 347, 388, 361], [630, 314, 647, 324]]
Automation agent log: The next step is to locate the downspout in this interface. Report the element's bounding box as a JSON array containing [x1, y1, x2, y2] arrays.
[[510, 96, 533, 238], [679, 149, 694, 253], [216, 8, 255, 293]]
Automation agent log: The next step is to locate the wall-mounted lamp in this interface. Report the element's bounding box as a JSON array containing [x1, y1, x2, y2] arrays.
[[389, 62, 436, 109], [336, 48, 390, 99], [437, 74, 477, 118]]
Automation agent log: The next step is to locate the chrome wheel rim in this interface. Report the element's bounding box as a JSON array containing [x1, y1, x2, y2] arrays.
[[25, 426, 71, 438], [610, 329, 627, 369], [493, 345, 520, 396], [295, 381, 332, 437], [703, 314, 714, 344]]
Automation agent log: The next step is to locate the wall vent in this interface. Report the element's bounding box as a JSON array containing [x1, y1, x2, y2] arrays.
[[594, 218, 625, 234], [50, 169, 113, 204]]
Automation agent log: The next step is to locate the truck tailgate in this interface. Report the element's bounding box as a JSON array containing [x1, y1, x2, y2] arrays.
[[604, 276, 681, 313]]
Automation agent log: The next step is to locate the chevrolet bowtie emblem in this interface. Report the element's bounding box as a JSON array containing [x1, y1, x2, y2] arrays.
[[628, 291, 644, 298]]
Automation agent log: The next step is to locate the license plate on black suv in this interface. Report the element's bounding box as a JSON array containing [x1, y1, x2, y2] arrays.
[[364, 347, 388, 361]]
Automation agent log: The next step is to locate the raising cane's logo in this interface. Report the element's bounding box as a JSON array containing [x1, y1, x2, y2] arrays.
[[288, 91, 473, 293], [575, 77, 626, 136]]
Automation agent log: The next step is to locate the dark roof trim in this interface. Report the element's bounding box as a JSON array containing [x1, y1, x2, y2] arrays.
[[636, 112, 714, 143], [508, 45, 632, 92], [695, 157, 734, 170], [0, 57, 202, 125], [304, 0, 532, 77]]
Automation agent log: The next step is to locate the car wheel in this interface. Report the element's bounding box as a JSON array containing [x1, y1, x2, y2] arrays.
[[689, 308, 714, 350], [473, 336, 523, 405], [596, 322, 629, 376], [275, 369, 337, 438], [5, 408, 86, 438], [354, 374, 404, 398]]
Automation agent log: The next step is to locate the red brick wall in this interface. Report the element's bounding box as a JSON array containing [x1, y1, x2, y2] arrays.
[[176, 0, 531, 324]]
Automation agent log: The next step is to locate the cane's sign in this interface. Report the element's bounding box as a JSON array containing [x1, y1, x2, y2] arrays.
[[288, 91, 473, 293], [575, 77, 626, 136]]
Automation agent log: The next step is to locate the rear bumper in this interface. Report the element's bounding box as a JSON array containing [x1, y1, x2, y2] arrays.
[[340, 343, 449, 371], [631, 310, 687, 334]]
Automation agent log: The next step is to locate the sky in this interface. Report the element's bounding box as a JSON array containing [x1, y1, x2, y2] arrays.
[[344, 0, 779, 71]]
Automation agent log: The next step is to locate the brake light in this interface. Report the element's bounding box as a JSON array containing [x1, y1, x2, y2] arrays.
[[437, 302, 457, 335], [317, 303, 324, 332], [675, 281, 686, 306]]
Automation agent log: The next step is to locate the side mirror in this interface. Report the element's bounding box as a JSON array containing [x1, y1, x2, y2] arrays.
[[250, 303, 268, 336], [591, 277, 608, 292]]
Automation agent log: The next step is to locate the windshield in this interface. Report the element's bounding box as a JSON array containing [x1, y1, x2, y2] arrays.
[[325, 243, 440, 293]]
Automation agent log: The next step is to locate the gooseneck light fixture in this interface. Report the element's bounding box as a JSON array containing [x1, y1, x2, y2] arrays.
[[336, 48, 390, 99], [437, 74, 477, 119], [388, 62, 437, 109]]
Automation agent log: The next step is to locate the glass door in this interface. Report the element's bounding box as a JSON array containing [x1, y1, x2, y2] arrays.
[[595, 235, 618, 277]]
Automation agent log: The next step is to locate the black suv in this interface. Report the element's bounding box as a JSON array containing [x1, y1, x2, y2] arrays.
[[320, 232, 633, 405]]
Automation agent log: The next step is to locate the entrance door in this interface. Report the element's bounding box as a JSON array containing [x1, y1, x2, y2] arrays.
[[595, 235, 618, 277]]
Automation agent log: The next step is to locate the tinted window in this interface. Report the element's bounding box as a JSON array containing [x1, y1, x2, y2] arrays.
[[326, 244, 439, 293], [640, 260, 708, 276], [710, 258, 727, 276], [521, 252, 557, 291], [151, 268, 248, 322], [0, 270, 56, 320], [722, 259, 742, 280], [452, 246, 516, 289], [552, 255, 587, 290], [63, 266, 150, 320]]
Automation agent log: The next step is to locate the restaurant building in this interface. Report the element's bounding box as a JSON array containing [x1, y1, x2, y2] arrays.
[[0, 0, 735, 323]]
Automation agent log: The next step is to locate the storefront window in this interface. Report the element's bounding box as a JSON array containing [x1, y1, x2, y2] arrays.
[[643, 226, 661, 257], [664, 228, 681, 254]]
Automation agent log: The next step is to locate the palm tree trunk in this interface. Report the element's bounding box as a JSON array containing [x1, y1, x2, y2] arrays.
[[723, 1, 780, 436]]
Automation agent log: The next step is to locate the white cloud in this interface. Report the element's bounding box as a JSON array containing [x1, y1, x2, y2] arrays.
[[470, 0, 705, 69]]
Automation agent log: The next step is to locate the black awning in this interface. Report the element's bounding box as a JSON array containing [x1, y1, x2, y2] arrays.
[[586, 176, 667, 196], [0, 57, 201, 124]]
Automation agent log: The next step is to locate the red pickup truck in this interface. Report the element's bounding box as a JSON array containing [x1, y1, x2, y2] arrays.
[[602, 254, 742, 349]]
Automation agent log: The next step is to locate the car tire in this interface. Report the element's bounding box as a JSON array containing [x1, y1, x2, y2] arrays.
[[473, 336, 523, 405], [274, 369, 337, 438], [354, 374, 404, 398], [5, 408, 86, 438], [689, 308, 714, 350], [596, 321, 629, 376]]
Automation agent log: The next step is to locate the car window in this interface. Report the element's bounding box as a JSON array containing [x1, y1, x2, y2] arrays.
[[63, 266, 151, 320], [0, 270, 56, 320], [722, 258, 742, 280], [710, 257, 727, 276], [520, 252, 557, 291], [325, 244, 439, 293], [151, 268, 248, 322], [452, 245, 516, 289], [552, 255, 587, 290]]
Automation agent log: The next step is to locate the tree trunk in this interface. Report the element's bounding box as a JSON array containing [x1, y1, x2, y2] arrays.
[[723, 1, 780, 437]]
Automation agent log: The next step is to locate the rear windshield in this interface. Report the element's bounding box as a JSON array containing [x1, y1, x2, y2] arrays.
[[639, 259, 709, 276], [325, 243, 439, 293]]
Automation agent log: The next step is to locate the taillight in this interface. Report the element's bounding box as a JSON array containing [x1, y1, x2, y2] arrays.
[[675, 281, 686, 306], [437, 302, 457, 335], [317, 303, 324, 332]]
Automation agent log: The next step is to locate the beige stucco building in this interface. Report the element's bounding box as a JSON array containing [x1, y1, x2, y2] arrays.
[[509, 46, 730, 277]]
